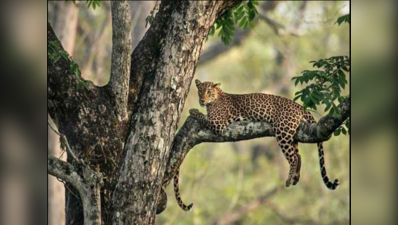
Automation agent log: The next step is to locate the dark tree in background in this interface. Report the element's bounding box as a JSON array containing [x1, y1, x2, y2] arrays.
[[47, 1, 349, 225]]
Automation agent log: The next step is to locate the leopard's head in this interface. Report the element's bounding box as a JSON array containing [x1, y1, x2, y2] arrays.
[[195, 79, 222, 106]]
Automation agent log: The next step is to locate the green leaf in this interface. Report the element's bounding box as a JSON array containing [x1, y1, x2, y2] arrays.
[[243, 20, 249, 29], [76, 82, 84, 90], [345, 119, 351, 134], [324, 103, 332, 112], [248, 21, 255, 29], [294, 78, 300, 86], [75, 67, 81, 78], [209, 25, 215, 36], [239, 17, 247, 28], [247, 1, 254, 9], [293, 95, 301, 102], [251, 1, 259, 6], [334, 129, 341, 136], [336, 14, 350, 25], [248, 11, 256, 21], [329, 106, 335, 116]]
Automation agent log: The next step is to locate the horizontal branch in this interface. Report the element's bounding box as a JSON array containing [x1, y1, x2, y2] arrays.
[[163, 96, 350, 187], [48, 155, 83, 188]]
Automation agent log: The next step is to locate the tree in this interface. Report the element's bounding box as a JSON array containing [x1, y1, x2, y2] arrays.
[[47, 1, 350, 225]]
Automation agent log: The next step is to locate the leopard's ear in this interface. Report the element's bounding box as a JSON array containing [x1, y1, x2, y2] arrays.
[[213, 83, 221, 88], [195, 79, 202, 87]]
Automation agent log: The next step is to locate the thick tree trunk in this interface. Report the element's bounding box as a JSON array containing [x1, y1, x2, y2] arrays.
[[110, 1, 239, 224], [48, 2, 240, 225]]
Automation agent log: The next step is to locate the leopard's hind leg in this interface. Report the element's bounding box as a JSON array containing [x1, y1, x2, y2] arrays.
[[292, 141, 301, 186], [274, 126, 300, 187]]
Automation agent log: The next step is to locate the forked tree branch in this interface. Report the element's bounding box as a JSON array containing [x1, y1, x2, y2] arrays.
[[163, 96, 350, 186], [48, 155, 103, 225], [48, 118, 103, 225]]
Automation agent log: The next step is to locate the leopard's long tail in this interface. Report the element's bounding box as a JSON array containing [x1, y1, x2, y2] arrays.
[[304, 111, 340, 190], [317, 142, 339, 190], [174, 169, 193, 211]]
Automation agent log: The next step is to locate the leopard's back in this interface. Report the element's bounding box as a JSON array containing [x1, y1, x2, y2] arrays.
[[208, 93, 304, 125]]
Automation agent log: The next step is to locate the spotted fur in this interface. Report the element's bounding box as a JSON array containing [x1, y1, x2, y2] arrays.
[[173, 168, 193, 211], [156, 164, 193, 214], [189, 79, 339, 189]]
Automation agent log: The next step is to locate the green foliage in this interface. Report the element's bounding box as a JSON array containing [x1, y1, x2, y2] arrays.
[[292, 56, 349, 114], [209, 1, 259, 45], [292, 15, 350, 136], [66, 0, 101, 10], [145, 1, 259, 45], [145, 6, 157, 28], [334, 118, 350, 136], [48, 40, 89, 90], [145, 1, 160, 28], [70, 61, 90, 90], [336, 14, 350, 25], [86, 0, 100, 10], [48, 41, 69, 64]]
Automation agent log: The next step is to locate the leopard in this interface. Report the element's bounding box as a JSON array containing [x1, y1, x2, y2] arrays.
[[159, 79, 340, 213], [187, 79, 339, 190]]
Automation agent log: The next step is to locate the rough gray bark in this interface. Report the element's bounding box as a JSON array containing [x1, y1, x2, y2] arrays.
[[48, 22, 129, 225], [162, 96, 350, 187], [48, 155, 103, 225], [107, 1, 132, 121], [111, 1, 240, 224]]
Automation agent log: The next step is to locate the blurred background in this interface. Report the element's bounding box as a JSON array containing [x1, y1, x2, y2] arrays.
[[1, 0, 396, 225]]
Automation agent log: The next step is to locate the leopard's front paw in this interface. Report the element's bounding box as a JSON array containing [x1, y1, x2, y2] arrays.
[[189, 108, 202, 117]]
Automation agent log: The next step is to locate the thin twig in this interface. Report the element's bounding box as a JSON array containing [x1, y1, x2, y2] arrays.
[[48, 119, 83, 164]]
